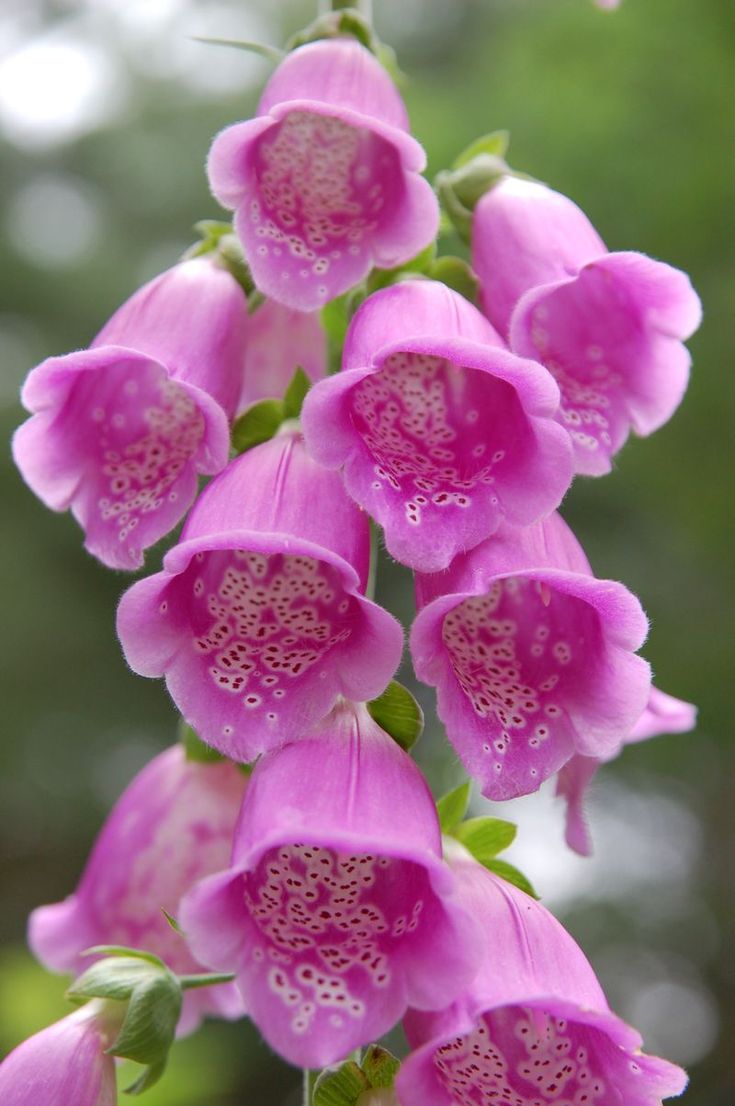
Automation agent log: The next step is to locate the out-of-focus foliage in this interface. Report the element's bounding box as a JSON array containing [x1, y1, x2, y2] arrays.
[[1, 1, 732, 1102]]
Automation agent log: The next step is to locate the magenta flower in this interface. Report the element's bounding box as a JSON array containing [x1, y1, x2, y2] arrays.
[[556, 686, 697, 855], [239, 298, 326, 413], [117, 433, 403, 760], [13, 258, 249, 570], [29, 745, 246, 1035], [396, 847, 687, 1106], [180, 700, 481, 1067], [411, 513, 651, 800], [301, 281, 573, 572], [0, 1003, 118, 1106], [207, 38, 439, 311], [472, 176, 702, 474]]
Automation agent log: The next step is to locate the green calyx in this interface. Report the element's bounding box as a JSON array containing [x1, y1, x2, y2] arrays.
[[286, 11, 403, 85], [436, 781, 538, 898], [436, 131, 511, 244], [67, 947, 234, 1095], [185, 220, 261, 308], [312, 1045, 400, 1106]]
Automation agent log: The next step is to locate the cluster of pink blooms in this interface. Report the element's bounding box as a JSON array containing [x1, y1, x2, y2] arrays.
[[5, 23, 700, 1106]]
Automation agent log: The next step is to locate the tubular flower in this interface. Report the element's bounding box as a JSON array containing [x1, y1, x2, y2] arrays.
[[117, 433, 403, 760], [12, 258, 248, 569], [180, 700, 481, 1068], [301, 281, 573, 572], [0, 1003, 119, 1106], [472, 176, 702, 475], [556, 686, 697, 855], [396, 846, 687, 1106], [207, 38, 439, 311], [411, 513, 651, 800], [238, 298, 326, 414], [29, 746, 246, 1036]]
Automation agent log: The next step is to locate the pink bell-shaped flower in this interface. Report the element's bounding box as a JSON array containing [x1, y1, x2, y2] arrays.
[[117, 433, 403, 760], [556, 686, 697, 855], [180, 700, 481, 1068], [411, 513, 651, 800], [472, 176, 702, 475], [0, 1003, 119, 1106], [396, 845, 687, 1106], [207, 38, 439, 311], [29, 745, 246, 1036], [13, 258, 249, 569], [238, 298, 326, 414], [301, 281, 573, 572]]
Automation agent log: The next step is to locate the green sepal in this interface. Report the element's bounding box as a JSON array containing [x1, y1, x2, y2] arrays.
[[179, 719, 225, 764], [361, 1045, 400, 1089], [427, 256, 479, 304], [67, 955, 164, 1005], [485, 858, 538, 899], [435, 134, 510, 244], [283, 366, 312, 419], [124, 1058, 167, 1097], [436, 781, 472, 834], [231, 398, 285, 453], [452, 130, 510, 169], [321, 287, 367, 374], [189, 36, 284, 64], [367, 681, 424, 752], [366, 242, 438, 294], [313, 1060, 369, 1106], [454, 816, 517, 863]]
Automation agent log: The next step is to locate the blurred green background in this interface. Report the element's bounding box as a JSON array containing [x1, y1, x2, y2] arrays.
[[1, 0, 733, 1101]]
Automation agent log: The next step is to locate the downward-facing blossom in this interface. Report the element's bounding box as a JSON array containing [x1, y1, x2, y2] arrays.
[[301, 281, 573, 572], [117, 433, 403, 760], [238, 298, 326, 413], [13, 258, 248, 569], [180, 700, 480, 1067], [208, 38, 439, 311], [411, 513, 651, 800], [0, 1003, 119, 1106], [556, 686, 697, 855], [29, 745, 246, 1036], [396, 846, 687, 1106], [472, 176, 702, 474]]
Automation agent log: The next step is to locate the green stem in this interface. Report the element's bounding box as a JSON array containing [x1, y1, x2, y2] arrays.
[[303, 1068, 319, 1105], [366, 520, 379, 602], [322, 0, 373, 16], [178, 972, 235, 990]]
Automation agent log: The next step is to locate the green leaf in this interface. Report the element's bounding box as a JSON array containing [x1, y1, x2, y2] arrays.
[[283, 366, 312, 419], [454, 816, 517, 863], [361, 1045, 400, 1089], [314, 1060, 369, 1106], [485, 858, 538, 899], [453, 130, 510, 169], [179, 719, 225, 764], [427, 256, 479, 304], [189, 36, 284, 63], [367, 681, 424, 752], [231, 398, 285, 453], [436, 782, 472, 834]]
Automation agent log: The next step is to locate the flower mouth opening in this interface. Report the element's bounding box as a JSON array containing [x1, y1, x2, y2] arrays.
[[242, 842, 432, 1038], [248, 110, 403, 303], [72, 357, 206, 563], [433, 1005, 617, 1106], [442, 577, 603, 788], [350, 350, 528, 531]]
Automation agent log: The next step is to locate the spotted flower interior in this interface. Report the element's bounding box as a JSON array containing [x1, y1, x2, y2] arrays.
[[241, 843, 437, 1044], [433, 1006, 651, 1106], [348, 350, 534, 565], [441, 578, 605, 796], [63, 357, 206, 567], [165, 550, 360, 752], [516, 272, 648, 474], [245, 111, 403, 306]]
